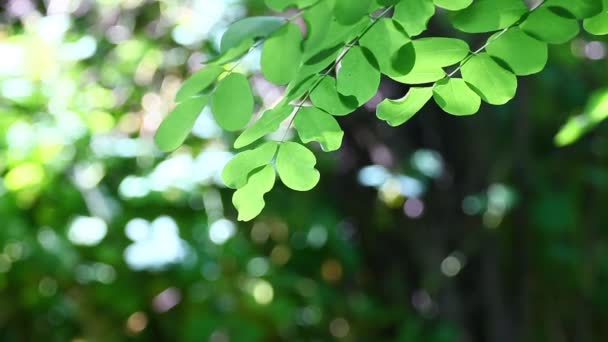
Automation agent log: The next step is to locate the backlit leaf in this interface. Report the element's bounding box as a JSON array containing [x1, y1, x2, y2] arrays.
[[433, 78, 481, 115], [520, 7, 580, 44], [175, 65, 223, 103], [450, 0, 527, 33], [294, 106, 344, 151], [376, 87, 433, 126], [261, 23, 303, 85], [234, 105, 294, 149], [232, 165, 276, 221], [336, 46, 380, 104], [310, 77, 359, 116], [222, 142, 279, 189], [461, 53, 518, 105], [486, 27, 548, 75], [220, 16, 286, 53], [154, 96, 208, 152], [276, 142, 320, 191], [210, 73, 254, 131], [393, 0, 435, 36]]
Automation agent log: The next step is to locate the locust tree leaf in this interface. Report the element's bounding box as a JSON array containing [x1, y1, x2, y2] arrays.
[[583, 0, 608, 35], [461, 53, 518, 105], [434, 0, 473, 11], [265, 0, 318, 11], [520, 7, 580, 44], [359, 19, 414, 77], [154, 96, 208, 152], [433, 78, 481, 115], [336, 46, 380, 105], [294, 106, 344, 151], [334, 0, 372, 25], [544, 0, 603, 18], [310, 77, 359, 116], [232, 165, 276, 221], [450, 0, 528, 33], [276, 142, 320, 191], [175, 65, 223, 103], [222, 142, 279, 189], [210, 73, 254, 131], [234, 105, 294, 149], [392, 0, 435, 36], [376, 87, 433, 126], [220, 16, 286, 53], [261, 23, 303, 85], [486, 27, 548, 76], [411, 37, 470, 68]]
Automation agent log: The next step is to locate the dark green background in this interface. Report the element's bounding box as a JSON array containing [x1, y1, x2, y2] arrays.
[[1, 0, 607, 341]]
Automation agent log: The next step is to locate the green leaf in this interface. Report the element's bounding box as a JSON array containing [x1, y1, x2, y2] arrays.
[[584, 2, 608, 36], [336, 46, 381, 104], [222, 142, 279, 189], [154, 96, 208, 152], [232, 165, 276, 221], [220, 16, 286, 53], [520, 7, 580, 44], [210, 73, 254, 131], [334, 0, 371, 24], [391, 65, 446, 84], [555, 88, 608, 146], [450, 0, 528, 33], [433, 0, 473, 11], [486, 27, 548, 76], [234, 105, 294, 149], [359, 19, 414, 77], [303, 0, 335, 52], [261, 23, 303, 85], [461, 53, 518, 105], [393, 0, 435, 36], [265, 0, 318, 11], [544, 0, 603, 18], [175, 65, 223, 103], [285, 73, 322, 103], [310, 77, 359, 116], [411, 37, 470, 68], [276, 142, 320, 191], [433, 78, 481, 115], [206, 38, 254, 65], [294, 106, 344, 151], [376, 87, 433, 126]]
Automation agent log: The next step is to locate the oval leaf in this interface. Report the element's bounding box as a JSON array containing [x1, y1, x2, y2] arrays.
[[261, 23, 303, 85], [450, 0, 527, 33], [520, 7, 580, 44], [336, 46, 381, 104], [294, 106, 344, 151], [154, 96, 208, 152], [222, 142, 278, 189], [433, 78, 481, 115], [220, 16, 286, 53], [486, 27, 548, 76], [393, 0, 435, 36], [376, 87, 433, 126], [310, 77, 359, 116], [276, 142, 320, 191], [175, 65, 223, 103], [211, 73, 254, 131], [232, 165, 276, 221], [234, 105, 294, 149], [461, 53, 518, 105]]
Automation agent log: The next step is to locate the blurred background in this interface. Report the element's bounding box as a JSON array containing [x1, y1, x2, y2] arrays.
[[1, 0, 608, 341]]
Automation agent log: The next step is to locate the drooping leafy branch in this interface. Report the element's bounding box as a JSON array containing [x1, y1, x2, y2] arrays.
[[154, 0, 608, 221]]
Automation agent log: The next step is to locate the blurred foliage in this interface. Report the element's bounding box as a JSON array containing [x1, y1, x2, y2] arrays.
[[0, 0, 608, 341]]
